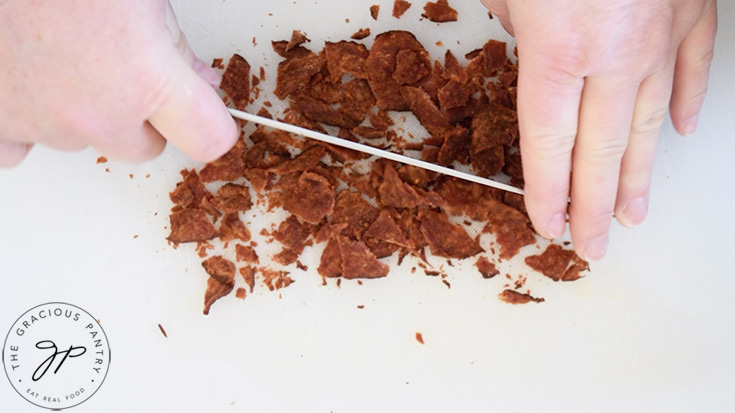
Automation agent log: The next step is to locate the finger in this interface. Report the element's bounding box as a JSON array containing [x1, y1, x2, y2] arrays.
[[670, 1, 717, 136], [147, 3, 237, 163], [516, 48, 584, 240], [615, 66, 675, 228], [570, 77, 639, 261], [0, 141, 33, 168], [93, 122, 166, 163], [146, 49, 238, 163], [165, 3, 221, 90], [480, 0, 514, 35]]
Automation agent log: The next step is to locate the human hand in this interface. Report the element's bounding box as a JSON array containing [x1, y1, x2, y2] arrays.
[[0, 0, 238, 167], [481, 0, 717, 260]]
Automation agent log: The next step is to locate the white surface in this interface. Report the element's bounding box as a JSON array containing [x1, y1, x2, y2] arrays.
[[1, 1, 734, 412]]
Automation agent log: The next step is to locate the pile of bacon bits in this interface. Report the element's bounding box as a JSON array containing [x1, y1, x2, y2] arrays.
[[167, 17, 589, 315]]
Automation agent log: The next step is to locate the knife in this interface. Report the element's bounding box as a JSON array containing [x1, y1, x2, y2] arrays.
[[228, 108, 524, 196]]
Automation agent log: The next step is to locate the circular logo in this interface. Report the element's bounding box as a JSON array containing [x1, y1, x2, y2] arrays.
[[2, 302, 111, 410]]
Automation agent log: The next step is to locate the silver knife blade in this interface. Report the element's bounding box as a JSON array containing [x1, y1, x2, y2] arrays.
[[228, 108, 524, 196]]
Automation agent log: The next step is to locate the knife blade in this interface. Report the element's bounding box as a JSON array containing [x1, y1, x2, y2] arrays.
[[228, 108, 524, 196]]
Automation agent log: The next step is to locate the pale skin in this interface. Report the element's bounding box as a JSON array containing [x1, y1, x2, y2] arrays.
[[0, 0, 238, 165], [482, 0, 717, 260], [0, 1, 718, 260]]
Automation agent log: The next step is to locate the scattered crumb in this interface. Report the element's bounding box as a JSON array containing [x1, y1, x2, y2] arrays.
[[157, 323, 168, 338], [415, 332, 425, 344], [235, 288, 247, 299], [96, 156, 107, 164], [498, 289, 545, 304]]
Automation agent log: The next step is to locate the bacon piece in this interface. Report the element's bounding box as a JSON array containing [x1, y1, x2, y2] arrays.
[[283, 172, 335, 225], [365, 209, 414, 250], [318, 238, 343, 278], [274, 52, 323, 100], [475, 256, 499, 279], [220, 54, 251, 110], [422, 0, 458, 23], [338, 236, 390, 279], [370, 4, 380, 20], [199, 139, 246, 183], [212, 183, 252, 214], [219, 213, 251, 243], [525, 244, 590, 282], [202, 256, 236, 315], [351, 28, 371, 40], [168, 208, 219, 244], [393, 0, 412, 18], [498, 289, 544, 304], [419, 209, 483, 259], [235, 244, 259, 264], [400, 86, 451, 136], [286, 30, 309, 52], [324, 41, 369, 83], [365, 31, 431, 111]]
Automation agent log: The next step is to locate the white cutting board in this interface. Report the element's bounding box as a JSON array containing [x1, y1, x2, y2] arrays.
[[1, 1, 734, 411]]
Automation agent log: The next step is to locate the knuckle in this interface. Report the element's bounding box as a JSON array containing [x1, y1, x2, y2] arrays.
[[630, 107, 668, 137], [521, 132, 576, 163], [693, 50, 715, 71], [580, 139, 628, 167], [619, 170, 652, 192]]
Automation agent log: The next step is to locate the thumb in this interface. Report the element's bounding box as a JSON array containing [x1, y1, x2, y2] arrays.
[[147, 50, 239, 163], [148, 5, 238, 164]]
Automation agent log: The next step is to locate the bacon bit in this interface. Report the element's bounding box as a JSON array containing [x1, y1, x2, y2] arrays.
[[239, 266, 256, 293], [393, 0, 412, 18], [220, 54, 251, 110], [415, 332, 425, 344], [526, 244, 590, 281], [260, 267, 294, 291], [202, 256, 236, 314], [442, 280, 451, 289], [422, 0, 458, 22], [370, 4, 380, 20], [235, 288, 247, 300], [351, 28, 371, 40], [168, 209, 219, 244], [357, 305, 365, 309], [96, 156, 107, 164], [285, 30, 310, 52], [475, 256, 499, 279], [211, 58, 224, 69], [157, 324, 168, 338], [498, 289, 545, 305]]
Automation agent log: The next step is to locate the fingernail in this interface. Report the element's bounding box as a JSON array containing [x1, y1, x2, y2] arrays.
[[683, 115, 699, 136], [544, 213, 566, 239], [194, 58, 221, 88], [618, 197, 648, 228], [582, 234, 609, 262]]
